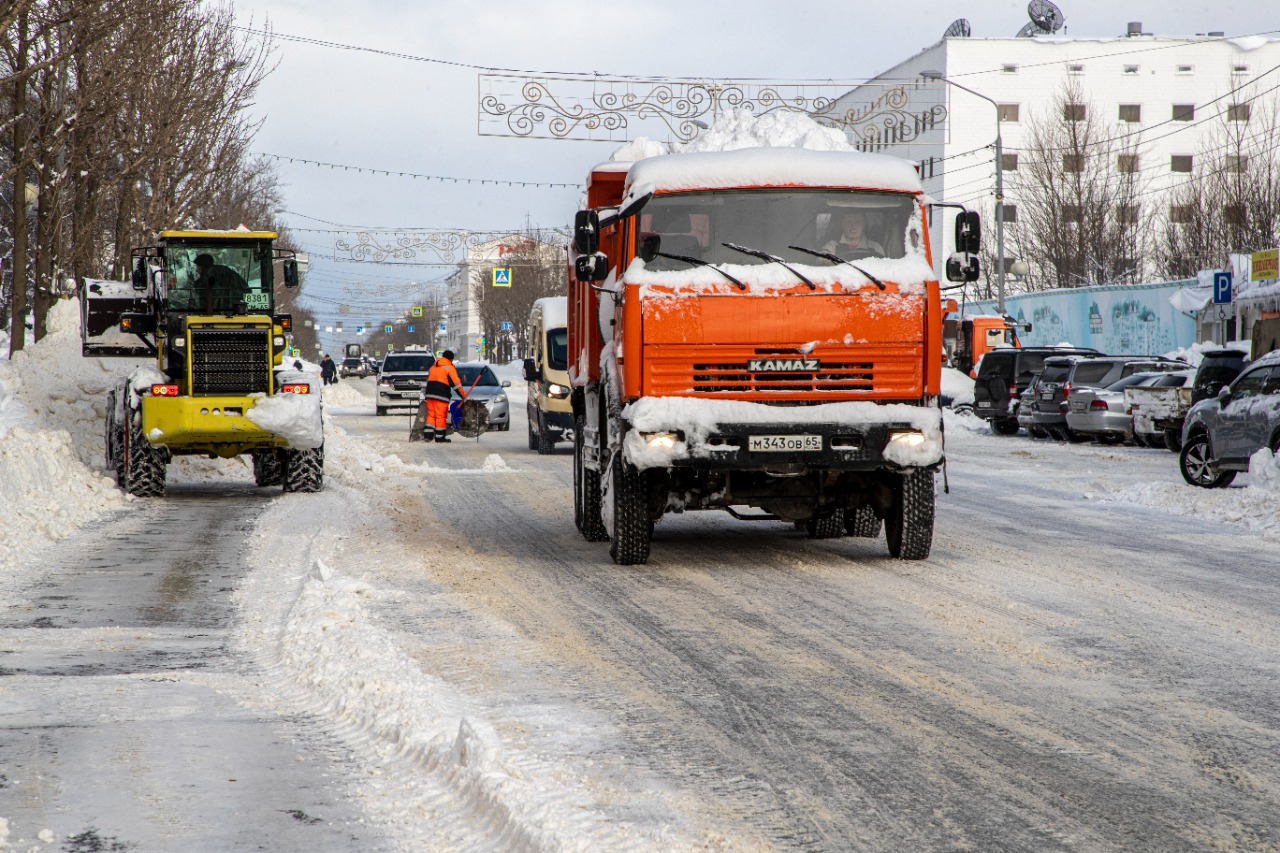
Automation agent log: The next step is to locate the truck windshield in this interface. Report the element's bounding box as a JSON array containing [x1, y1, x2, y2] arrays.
[[165, 243, 271, 313], [637, 189, 923, 272]]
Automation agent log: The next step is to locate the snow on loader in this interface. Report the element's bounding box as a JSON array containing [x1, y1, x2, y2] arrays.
[[82, 229, 324, 496]]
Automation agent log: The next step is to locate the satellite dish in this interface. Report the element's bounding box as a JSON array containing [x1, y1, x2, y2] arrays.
[[1015, 21, 1041, 37], [1028, 0, 1065, 33], [944, 18, 972, 38]]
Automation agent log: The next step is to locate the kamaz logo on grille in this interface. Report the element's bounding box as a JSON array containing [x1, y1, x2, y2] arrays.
[[748, 358, 820, 372]]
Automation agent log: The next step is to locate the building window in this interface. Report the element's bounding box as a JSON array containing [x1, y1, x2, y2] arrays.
[[1171, 155, 1193, 173], [1123, 64, 1140, 75], [1176, 64, 1194, 75], [1001, 153, 1019, 171], [1118, 104, 1142, 123], [1002, 64, 1018, 74], [1170, 205, 1196, 224], [1063, 103, 1087, 122], [1118, 204, 1140, 224], [1063, 154, 1085, 173], [997, 103, 1020, 123], [1233, 64, 1249, 75], [1001, 204, 1018, 223], [1225, 205, 1247, 226], [1117, 154, 1139, 173], [1226, 155, 1248, 173], [1173, 104, 1196, 122], [1063, 204, 1083, 223], [1228, 103, 1251, 122], [1069, 64, 1085, 75]]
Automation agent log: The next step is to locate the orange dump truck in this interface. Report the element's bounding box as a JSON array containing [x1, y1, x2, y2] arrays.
[[567, 147, 980, 564]]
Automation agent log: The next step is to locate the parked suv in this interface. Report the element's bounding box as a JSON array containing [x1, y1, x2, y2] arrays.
[[1179, 350, 1280, 487], [1026, 355, 1183, 441], [973, 347, 1101, 434], [375, 350, 436, 416]]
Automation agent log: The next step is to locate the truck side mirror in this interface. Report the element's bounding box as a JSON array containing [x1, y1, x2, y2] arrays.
[[574, 210, 600, 255], [522, 358, 539, 382], [575, 253, 609, 282], [283, 259, 299, 288], [955, 210, 981, 255], [946, 252, 980, 283], [132, 261, 147, 291]]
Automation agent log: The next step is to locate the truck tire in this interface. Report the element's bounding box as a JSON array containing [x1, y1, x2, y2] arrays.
[[886, 469, 934, 560], [536, 413, 555, 455], [123, 420, 166, 497], [806, 510, 844, 539], [253, 450, 284, 487], [576, 420, 609, 542], [608, 456, 651, 565], [1164, 428, 1183, 453], [283, 445, 325, 493], [992, 418, 1019, 435], [845, 505, 882, 538], [1178, 433, 1235, 489]]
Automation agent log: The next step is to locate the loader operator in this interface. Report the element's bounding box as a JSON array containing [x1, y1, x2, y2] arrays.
[[193, 253, 250, 313], [423, 350, 467, 443]]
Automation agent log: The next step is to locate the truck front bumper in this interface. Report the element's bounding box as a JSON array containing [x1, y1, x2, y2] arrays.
[[141, 395, 288, 457]]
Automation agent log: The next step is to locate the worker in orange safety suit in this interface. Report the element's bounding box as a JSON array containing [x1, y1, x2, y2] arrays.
[[423, 350, 467, 443]]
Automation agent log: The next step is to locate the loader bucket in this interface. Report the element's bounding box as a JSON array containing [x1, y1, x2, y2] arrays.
[[80, 278, 154, 358]]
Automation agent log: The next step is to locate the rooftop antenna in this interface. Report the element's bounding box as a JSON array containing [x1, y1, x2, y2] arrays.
[[1027, 0, 1065, 33], [943, 18, 972, 38]]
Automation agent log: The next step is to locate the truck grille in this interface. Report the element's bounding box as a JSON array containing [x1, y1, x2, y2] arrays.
[[646, 345, 923, 398], [190, 328, 271, 395], [692, 360, 875, 393]]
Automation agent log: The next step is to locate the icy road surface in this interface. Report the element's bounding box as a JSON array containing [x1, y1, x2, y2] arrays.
[[4, 364, 1280, 850]]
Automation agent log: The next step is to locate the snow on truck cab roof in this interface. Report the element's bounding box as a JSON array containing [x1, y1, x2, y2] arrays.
[[621, 148, 925, 198]]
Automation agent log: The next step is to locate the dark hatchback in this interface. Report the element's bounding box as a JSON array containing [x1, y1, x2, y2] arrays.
[[973, 347, 1101, 434]]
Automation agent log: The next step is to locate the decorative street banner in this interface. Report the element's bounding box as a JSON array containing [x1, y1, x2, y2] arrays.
[[478, 76, 946, 145], [969, 280, 1198, 355], [332, 229, 509, 265], [1251, 249, 1279, 282], [493, 268, 512, 287]]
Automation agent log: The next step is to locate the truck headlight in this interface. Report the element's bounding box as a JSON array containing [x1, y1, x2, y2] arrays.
[[888, 430, 927, 448], [641, 430, 683, 448], [547, 383, 570, 398]]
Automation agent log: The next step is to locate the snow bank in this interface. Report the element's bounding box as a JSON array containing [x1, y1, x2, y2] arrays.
[[941, 367, 975, 406]]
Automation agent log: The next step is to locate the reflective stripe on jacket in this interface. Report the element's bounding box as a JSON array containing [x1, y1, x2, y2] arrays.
[[424, 358, 462, 402]]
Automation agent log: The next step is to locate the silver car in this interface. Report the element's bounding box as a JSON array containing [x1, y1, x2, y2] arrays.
[[1065, 371, 1176, 444], [453, 363, 511, 431], [1180, 350, 1280, 487]]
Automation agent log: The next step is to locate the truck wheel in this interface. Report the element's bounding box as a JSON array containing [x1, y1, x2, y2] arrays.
[[283, 445, 325, 493], [536, 413, 555, 455], [123, 420, 166, 497], [992, 418, 1019, 436], [806, 510, 844, 539], [253, 450, 284, 487], [886, 469, 934, 560], [1164, 428, 1183, 453], [608, 456, 651, 565], [1179, 433, 1235, 489], [845, 505, 882, 538], [583, 427, 611, 540]]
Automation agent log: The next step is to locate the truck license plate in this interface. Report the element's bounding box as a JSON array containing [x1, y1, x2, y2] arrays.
[[749, 435, 822, 452]]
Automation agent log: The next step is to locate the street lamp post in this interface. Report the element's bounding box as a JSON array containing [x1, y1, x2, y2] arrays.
[[921, 70, 1006, 314]]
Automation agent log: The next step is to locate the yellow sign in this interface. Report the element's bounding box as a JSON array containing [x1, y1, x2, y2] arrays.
[[492, 268, 512, 287], [411, 306, 423, 317], [1251, 249, 1279, 282]]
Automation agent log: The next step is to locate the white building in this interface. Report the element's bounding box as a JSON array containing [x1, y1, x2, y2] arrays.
[[442, 235, 563, 358], [830, 25, 1280, 279]]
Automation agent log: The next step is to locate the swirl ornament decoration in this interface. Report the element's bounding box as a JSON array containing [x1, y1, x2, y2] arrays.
[[478, 75, 947, 145], [333, 231, 506, 265]]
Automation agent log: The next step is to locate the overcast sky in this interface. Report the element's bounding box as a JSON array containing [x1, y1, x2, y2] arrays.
[[229, 0, 1272, 349]]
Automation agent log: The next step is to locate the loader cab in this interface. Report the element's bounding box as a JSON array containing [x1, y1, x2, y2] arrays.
[[149, 234, 277, 316]]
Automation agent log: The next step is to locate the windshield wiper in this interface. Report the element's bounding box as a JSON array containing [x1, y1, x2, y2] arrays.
[[650, 250, 746, 290], [722, 242, 815, 290], [787, 245, 886, 290]]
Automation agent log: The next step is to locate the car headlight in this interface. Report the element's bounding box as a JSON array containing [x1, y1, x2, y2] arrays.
[[888, 430, 927, 448], [547, 382, 570, 399], [494, 392, 507, 404]]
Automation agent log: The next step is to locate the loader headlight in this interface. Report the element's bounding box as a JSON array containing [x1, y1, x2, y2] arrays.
[[173, 337, 186, 348], [888, 430, 927, 448], [641, 430, 683, 448], [273, 335, 285, 348]]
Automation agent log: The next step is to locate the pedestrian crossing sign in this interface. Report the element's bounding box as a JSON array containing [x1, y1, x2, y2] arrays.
[[493, 268, 512, 287], [411, 306, 423, 317]]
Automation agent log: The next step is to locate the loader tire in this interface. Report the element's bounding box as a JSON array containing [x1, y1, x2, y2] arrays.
[[577, 423, 609, 542], [886, 469, 934, 560], [608, 456, 651, 565], [104, 390, 126, 484], [283, 445, 324, 493], [123, 420, 166, 497], [806, 510, 845, 539], [253, 450, 284, 487], [845, 505, 882, 538]]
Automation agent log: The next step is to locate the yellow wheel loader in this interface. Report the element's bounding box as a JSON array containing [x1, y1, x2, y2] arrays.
[[82, 230, 324, 497]]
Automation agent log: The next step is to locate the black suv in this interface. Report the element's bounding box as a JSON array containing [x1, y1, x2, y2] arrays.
[[973, 347, 1101, 434], [1190, 349, 1250, 404]]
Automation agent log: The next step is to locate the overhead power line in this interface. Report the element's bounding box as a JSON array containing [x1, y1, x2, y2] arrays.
[[259, 152, 579, 189]]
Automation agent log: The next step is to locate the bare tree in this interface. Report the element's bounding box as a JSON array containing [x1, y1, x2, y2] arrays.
[[471, 234, 566, 362]]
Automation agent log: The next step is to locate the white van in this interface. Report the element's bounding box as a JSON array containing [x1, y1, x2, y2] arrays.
[[522, 297, 572, 454]]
